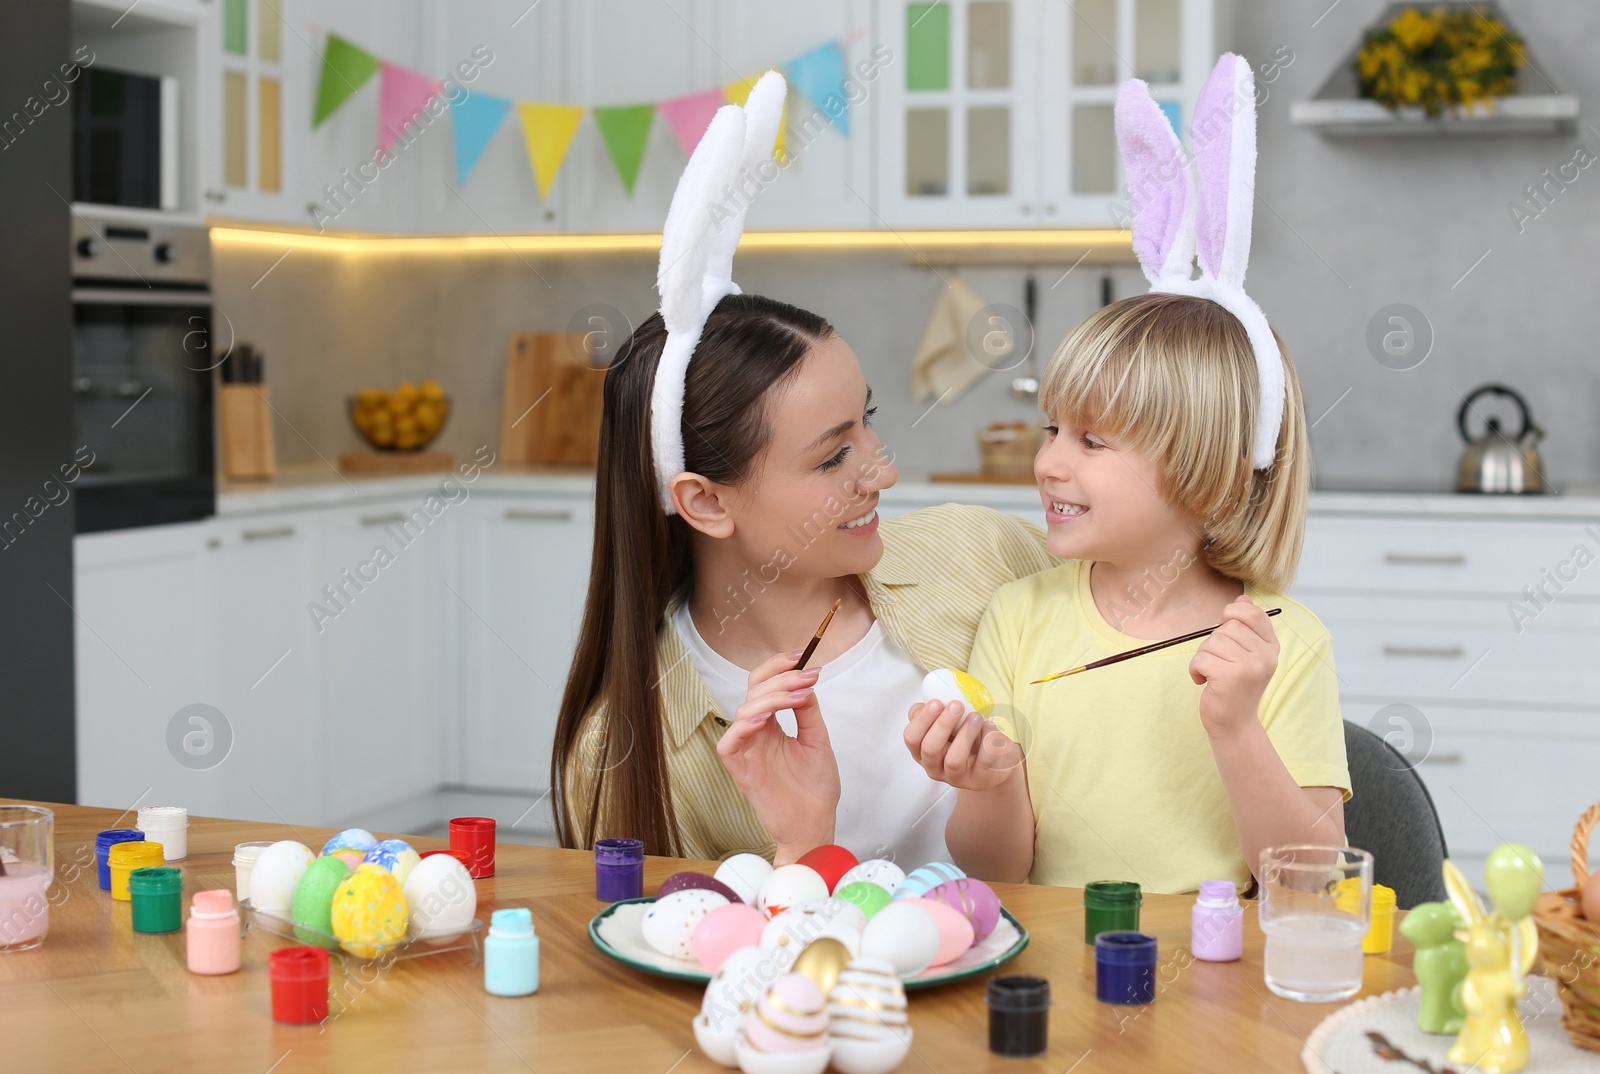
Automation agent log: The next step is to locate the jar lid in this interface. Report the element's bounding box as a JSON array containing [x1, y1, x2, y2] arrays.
[[231, 841, 274, 865], [1094, 930, 1158, 964], [95, 829, 145, 851], [594, 838, 644, 865], [1084, 880, 1141, 906], [985, 975, 1052, 1012], [1335, 879, 1394, 912], [190, 889, 236, 917], [128, 866, 183, 895], [138, 806, 188, 826], [448, 816, 495, 832], [490, 907, 534, 938], [269, 945, 330, 980], [109, 840, 164, 864], [1196, 880, 1238, 905]]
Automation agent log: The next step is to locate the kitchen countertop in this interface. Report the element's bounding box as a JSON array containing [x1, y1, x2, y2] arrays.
[[219, 463, 1600, 521]]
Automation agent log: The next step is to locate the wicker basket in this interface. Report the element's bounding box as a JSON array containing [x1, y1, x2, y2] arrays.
[[977, 422, 1042, 478], [1533, 799, 1600, 1054]]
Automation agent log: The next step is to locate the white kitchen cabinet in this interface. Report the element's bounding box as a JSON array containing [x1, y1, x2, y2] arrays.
[[456, 495, 594, 803]]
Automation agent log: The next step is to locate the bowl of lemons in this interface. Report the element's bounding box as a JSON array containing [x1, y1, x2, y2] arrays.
[[348, 381, 450, 451]]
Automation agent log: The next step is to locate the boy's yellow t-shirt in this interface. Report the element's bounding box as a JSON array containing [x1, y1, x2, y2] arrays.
[[972, 559, 1351, 894]]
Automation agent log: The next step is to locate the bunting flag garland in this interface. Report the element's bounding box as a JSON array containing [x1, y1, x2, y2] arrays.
[[312, 32, 854, 196]]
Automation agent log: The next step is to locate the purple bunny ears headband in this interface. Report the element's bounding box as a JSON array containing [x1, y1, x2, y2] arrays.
[[1115, 53, 1285, 470], [649, 71, 786, 516]]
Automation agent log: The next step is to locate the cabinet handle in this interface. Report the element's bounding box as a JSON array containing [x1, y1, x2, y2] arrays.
[[1382, 643, 1465, 659], [204, 189, 227, 203], [505, 508, 575, 522], [1043, 202, 1058, 215], [1401, 750, 1464, 766], [360, 512, 407, 527], [241, 525, 295, 541], [1383, 552, 1466, 566], [1019, 203, 1033, 215]]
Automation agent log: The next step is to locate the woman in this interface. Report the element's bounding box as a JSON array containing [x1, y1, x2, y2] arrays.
[[551, 293, 1054, 866]]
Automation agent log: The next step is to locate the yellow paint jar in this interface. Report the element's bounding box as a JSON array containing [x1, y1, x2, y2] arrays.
[[1336, 879, 1396, 954], [108, 840, 164, 901]]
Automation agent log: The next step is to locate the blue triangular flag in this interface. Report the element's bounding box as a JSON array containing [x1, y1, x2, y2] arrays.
[[449, 90, 513, 186], [784, 40, 850, 137]]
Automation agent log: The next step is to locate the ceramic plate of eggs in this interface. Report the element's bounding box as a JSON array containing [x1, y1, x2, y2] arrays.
[[588, 845, 1027, 993], [240, 829, 482, 960]]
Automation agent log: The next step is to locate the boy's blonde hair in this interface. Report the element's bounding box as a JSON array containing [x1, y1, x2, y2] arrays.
[[1038, 292, 1309, 593]]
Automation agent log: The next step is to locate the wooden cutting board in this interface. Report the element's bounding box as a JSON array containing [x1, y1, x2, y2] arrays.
[[500, 332, 605, 466]]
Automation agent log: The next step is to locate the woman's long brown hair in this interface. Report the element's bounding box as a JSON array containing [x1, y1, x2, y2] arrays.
[[551, 292, 835, 855]]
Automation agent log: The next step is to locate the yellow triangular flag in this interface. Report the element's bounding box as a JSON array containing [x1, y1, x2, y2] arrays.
[[516, 102, 585, 200], [722, 71, 787, 160]]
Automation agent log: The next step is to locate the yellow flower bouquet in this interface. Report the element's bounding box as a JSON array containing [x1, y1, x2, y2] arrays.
[[1356, 4, 1525, 116]]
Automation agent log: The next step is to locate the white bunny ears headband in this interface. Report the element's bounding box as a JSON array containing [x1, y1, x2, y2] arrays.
[[1115, 53, 1284, 470], [649, 71, 786, 515]]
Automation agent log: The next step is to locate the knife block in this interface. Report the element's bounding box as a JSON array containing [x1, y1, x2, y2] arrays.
[[218, 383, 276, 481]]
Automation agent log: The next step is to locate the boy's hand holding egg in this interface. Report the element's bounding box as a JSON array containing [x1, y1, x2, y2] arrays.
[[1188, 595, 1281, 738], [905, 670, 1022, 793]]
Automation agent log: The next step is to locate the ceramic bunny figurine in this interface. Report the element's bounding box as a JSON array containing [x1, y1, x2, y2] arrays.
[[1398, 901, 1467, 1034], [1441, 846, 1543, 1073]]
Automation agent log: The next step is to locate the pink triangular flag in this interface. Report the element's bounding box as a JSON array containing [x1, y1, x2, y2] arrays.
[[658, 87, 725, 157], [378, 61, 442, 155]]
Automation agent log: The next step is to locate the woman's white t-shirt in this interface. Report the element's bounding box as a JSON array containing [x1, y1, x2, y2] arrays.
[[671, 603, 953, 868]]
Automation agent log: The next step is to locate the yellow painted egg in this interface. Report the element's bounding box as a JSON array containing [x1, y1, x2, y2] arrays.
[[920, 669, 994, 717], [329, 863, 409, 958]]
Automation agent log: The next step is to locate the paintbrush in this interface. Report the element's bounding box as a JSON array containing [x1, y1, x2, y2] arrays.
[[795, 598, 843, 670], [1031, 607, 1283, 684]]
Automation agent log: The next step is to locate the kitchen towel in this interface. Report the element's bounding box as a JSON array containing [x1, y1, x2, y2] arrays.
[[911, 274, 1005, 404]]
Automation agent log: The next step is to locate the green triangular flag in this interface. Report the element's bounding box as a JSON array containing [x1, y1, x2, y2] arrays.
[[314, 33, 381, 127], [591, 104, 655, 196]]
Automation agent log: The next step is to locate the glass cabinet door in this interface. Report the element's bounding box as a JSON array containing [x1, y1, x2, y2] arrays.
[[206, 0, 293, 218]]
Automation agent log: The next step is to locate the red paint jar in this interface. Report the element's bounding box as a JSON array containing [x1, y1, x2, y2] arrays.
[[268, 946, 330, 1024], [420, 848, 473, 869], [448, 817, 495, 878]]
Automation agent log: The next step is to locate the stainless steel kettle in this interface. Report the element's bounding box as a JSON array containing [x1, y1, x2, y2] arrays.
[[1455, 383, 1544, 494]]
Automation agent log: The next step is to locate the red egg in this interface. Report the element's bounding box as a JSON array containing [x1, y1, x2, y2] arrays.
[[796, 845, 858, 893], [656, 871, 741, 904]]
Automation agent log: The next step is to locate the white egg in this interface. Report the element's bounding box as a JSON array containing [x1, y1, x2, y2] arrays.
[[755, 863, 829, 918], [760, 898, 867, 959], [920, 668, 995, 717], [834, 859, 906, 895], [860, 900, 940, 976], [714, 853, 774, 904], [642, 889, 730, 960], [701, 945, 773, 1027], [246, 840, 314, 918], [402, 854, 478, 939]]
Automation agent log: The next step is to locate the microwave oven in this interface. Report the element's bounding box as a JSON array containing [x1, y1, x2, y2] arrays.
[[71, 66, 178, 211]]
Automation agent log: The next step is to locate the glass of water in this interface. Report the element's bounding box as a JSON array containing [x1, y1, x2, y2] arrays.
[[1258, 844, 1373, 1002]]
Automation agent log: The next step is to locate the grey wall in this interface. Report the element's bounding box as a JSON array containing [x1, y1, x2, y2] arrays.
[[213, 0, 1600, 492]]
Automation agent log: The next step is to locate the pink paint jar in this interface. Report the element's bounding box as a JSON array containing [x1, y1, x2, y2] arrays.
[[186, 889, 242, 975], [1190, 880, 1243, 962]]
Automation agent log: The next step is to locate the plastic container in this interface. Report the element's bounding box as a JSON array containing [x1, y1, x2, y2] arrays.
[[269, 946, 330, 1024], [484, 907, 539, 997], [129, 867, 183, 933], [108, 840, 164, 902], [1095, 931, 1158, 1005], [136, 806, 189, 861], [94, 829, 144, 891], [1191, 880, 1244, 962], [1084, 880, 1141, 943], [594, 838, 643, 902], [186, 889, 242, 975], [232, 841, 274, 897], [449, 817, 496, 879], [1338, 880, 1396, 955], [986, 975, 1050, 1057]]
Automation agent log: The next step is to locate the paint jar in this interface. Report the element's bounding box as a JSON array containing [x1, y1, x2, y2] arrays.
[[420, 848, 473, 869], [594, 838, 644, 902], [985, 975, 1050, 1057], [94, 829, 144, 891], [1337, 880, 1396, 955], [269, 946, 330, 1024], [232, 841, 274, 898], [108, 840, 164, 902], [186, 889, 242, 975], [1191, 880, 1244, 962], [485, 908, 539, 997], [129, 867, 183, 933], [1083, 880, 1141, 943], [1095, 931, 1158, 1005], [136, 806, 189, 861], [449, 817, 496, 878]]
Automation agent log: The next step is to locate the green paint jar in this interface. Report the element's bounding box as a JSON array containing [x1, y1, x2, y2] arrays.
[[1083, 881, 1141, 943], [129, 867, 184, 934]]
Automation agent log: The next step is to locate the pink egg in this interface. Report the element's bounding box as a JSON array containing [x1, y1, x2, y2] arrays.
[[691, 903, 768, 972], [742, 973, 828, 1054], [916, 897, 976, 967], [657, 871, 742, 904], [925, 877, 1002, 942]]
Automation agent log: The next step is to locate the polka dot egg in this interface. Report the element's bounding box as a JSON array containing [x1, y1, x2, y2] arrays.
[[641, 888, 730, 960], [329, 863, 408, 958]]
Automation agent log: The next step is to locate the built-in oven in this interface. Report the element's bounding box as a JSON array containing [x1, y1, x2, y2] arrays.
[[71, 209, 215, 533]]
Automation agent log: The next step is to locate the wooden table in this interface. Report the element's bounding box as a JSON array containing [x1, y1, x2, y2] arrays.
[[1, 801, 1418, 1073]]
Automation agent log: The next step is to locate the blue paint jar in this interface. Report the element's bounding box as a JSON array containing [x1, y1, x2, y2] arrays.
[[593, 838, 644, 902], [484, 908, 540, 997], [1095, 931, 1157, 1005], [94, 829, 145, 891]]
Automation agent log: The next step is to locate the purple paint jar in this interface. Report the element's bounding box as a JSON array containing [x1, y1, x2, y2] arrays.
[[594, 838, 644, 902], [1191, 879, 1243, 962]]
